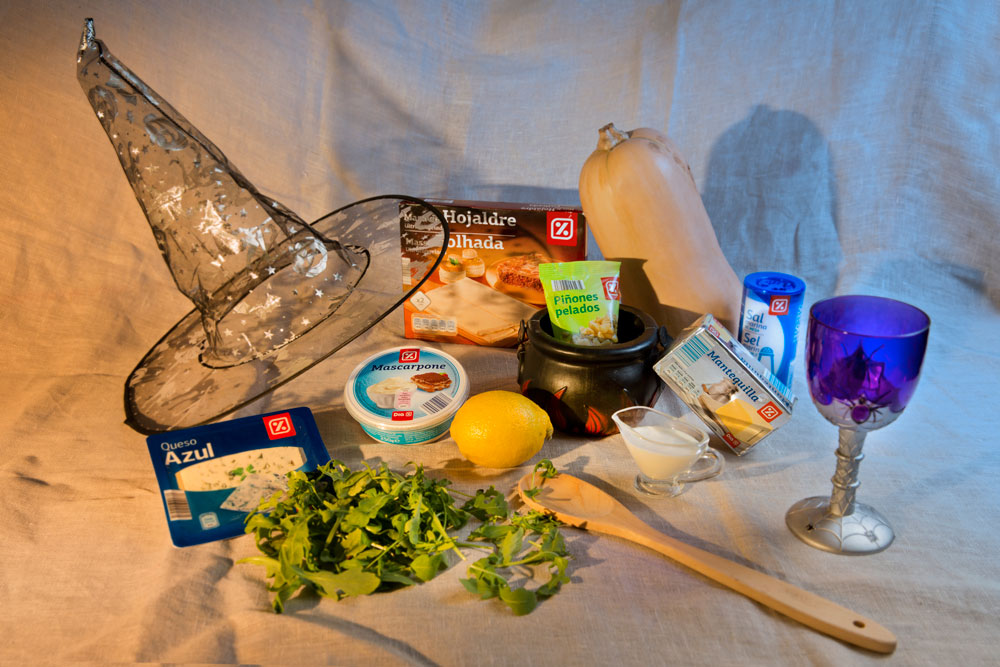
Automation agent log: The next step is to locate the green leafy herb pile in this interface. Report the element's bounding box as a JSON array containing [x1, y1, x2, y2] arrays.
[[239, 459, 569, 615]]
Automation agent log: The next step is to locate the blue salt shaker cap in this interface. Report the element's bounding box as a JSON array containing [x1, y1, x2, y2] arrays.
[[743, 271, 806, 296]]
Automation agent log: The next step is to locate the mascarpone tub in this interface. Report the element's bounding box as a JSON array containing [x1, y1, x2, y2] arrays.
[[344, 346, 469, 444]]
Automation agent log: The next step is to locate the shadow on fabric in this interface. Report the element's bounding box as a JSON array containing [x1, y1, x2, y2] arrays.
[[702, 105, 842, 300]]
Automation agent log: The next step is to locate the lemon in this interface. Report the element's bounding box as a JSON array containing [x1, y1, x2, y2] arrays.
[[451, 391, 553, 468]]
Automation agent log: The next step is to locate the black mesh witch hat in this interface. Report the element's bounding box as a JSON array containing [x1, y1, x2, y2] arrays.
[[77, 20, 448, 433]]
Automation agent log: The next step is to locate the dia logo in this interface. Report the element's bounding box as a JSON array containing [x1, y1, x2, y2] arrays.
[[769, 296, 790, 316], [546, 211, 577, 246], [264, 412, 296, 439], [757, 402, 782, 423], [601, 276, 620, 301], [399, 348, 420, 363]]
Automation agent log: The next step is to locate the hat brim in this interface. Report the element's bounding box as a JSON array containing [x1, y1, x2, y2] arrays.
[[123, 194, 448, 434]]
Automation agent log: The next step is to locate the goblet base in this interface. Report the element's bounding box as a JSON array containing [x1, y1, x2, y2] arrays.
[[785, 496, 894, 555]]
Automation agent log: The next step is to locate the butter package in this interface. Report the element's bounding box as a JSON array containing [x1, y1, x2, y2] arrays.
[[653, 314, 795, 455], [145, 408, 330, 547], [399, 199, 587, 346]]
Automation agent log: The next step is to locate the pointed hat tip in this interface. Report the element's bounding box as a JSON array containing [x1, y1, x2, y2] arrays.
[[80, 18, 95, 52]]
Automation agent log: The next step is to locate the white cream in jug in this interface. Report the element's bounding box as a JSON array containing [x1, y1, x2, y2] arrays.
[[622, 424, 703, 479]]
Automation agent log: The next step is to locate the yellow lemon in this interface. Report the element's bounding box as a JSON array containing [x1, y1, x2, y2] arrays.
[[451, 391, 553, 468]]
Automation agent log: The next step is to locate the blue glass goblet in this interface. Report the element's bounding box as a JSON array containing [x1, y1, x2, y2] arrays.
[[786, 295, 930, 555]]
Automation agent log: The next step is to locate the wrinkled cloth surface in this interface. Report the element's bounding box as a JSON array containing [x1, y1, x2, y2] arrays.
[[2, 1, 998, 664]]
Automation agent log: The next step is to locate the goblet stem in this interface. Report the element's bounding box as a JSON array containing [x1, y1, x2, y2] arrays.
[[829, 428, 865, 517], [785, 426, 894, 555]]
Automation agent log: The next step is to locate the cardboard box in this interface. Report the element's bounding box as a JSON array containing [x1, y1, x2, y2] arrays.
[[653, 314, 796, 455], [400, 199, 587, 346]]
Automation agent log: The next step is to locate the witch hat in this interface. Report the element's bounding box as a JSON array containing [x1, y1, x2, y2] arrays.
[[76, 20, 448, 434]]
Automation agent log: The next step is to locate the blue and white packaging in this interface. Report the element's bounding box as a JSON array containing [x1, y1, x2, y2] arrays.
[[145, 407, 330, 547], [738, 271, 806, 388], [343, 346, 469, 445], [654, 313, 795, 455]]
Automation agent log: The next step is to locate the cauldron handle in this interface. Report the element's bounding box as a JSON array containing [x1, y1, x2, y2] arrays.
[[516, 320, 528, 363], [657, 325, 673, 351]]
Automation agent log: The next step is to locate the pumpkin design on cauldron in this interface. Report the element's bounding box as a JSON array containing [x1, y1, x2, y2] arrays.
[[517, 306, 668, 437]]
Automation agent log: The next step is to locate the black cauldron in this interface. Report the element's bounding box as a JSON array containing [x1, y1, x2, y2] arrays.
[[517, 305, 671, 436]]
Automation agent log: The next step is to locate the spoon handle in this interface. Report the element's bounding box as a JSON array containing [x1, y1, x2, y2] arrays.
[[611, 518, 896, 653]]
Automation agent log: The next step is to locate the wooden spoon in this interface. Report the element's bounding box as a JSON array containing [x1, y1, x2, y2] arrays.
[[517, 472, 896, 654]]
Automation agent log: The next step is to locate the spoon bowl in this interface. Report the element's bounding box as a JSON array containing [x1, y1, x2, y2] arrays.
[[516, 472, 896, 654], [519, 470, 623, 522]]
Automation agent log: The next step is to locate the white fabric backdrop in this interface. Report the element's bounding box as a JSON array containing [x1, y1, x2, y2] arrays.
[[2, 1, 998, 664]]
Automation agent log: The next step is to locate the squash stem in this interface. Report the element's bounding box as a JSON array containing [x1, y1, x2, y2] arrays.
[[597, 123, 630, 151]]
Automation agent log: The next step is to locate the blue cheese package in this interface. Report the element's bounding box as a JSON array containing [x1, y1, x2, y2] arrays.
[[145, 407, 330, 547]]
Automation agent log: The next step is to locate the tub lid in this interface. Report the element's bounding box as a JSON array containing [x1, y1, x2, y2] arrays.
[[344, 346, 469, 433]]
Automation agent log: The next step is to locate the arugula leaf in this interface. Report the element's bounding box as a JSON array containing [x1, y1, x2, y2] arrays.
[[523, 458, 559, 499], [295, 567, 381, 598], [457, 464, 572, 615], [462, 486, 508, 521], [499, 527, 525, 564], [379, 569, 418, 587], [469, 523, 514, 542], [410, 553, 445, 582], [533, 459, 559, 479], [499, 586, 538, 616], [240, 459, 571, 615]]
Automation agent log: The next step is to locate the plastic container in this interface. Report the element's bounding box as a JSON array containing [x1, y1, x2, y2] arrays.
[[344, 346, 469, 444], [738, 271, 806, 387], [144, 407, 330, 547]]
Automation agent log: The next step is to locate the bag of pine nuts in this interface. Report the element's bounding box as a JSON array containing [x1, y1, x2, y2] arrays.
[[538, 261, 621, 346]]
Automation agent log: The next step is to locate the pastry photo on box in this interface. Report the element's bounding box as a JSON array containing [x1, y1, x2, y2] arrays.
[[399, 200, 588, 346]]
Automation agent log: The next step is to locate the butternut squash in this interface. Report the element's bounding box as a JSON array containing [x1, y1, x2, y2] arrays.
[[578, 123, 741, 336]]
